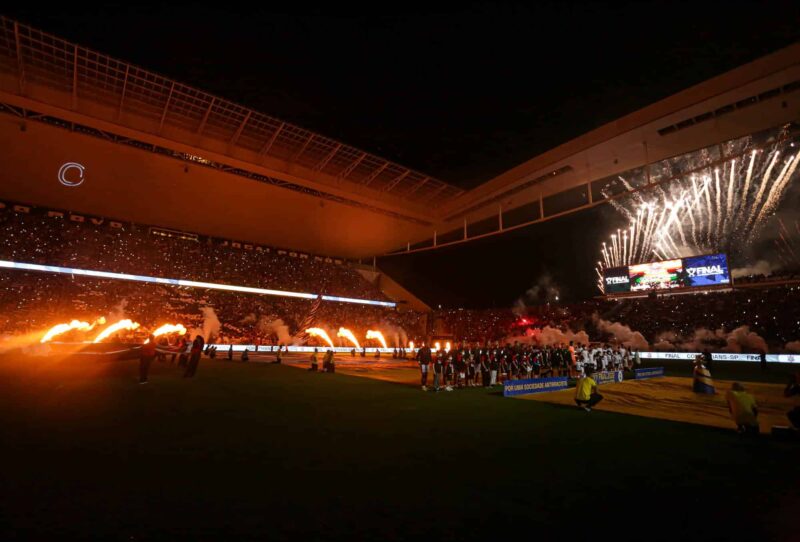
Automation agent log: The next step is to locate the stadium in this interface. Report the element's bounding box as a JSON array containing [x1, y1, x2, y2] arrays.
[[0, 7, 799, 541]]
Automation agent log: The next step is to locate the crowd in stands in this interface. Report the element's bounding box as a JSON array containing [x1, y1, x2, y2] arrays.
[[0, 207, 424, 345], [2, 205, 799, 353], [433, 286, 800, 352], [0, 209, 387, 300]]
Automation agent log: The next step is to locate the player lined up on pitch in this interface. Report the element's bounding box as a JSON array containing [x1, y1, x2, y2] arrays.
[[414, 341, 640, 392]]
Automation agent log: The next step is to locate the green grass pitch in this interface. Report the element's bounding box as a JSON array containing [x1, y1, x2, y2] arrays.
[[0, 355, 796, 541]]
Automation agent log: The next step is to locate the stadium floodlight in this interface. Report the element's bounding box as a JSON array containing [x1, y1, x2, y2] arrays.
[[0, 260, 396, 307]]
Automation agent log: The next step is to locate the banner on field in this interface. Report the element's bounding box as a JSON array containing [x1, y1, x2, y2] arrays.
[[634, 367, 665, 379], [503, 377, 569, 397], [593, 370, 624, 385]]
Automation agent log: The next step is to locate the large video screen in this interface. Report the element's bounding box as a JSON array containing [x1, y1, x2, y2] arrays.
[[603, 253, 731, 294], [629, 259, 683, 291], [603, 266, 632, 294], [682, 253, 731, 287]]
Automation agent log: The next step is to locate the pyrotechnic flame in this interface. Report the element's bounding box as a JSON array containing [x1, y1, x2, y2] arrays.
[[41, 319, 93, 343], [305, 328, 334, 348], [152, 324, 187, 337], [88, 317, 106, 329], [408, 341, 415, 350], [337, 327, 361, 349], [366, 330, 388, 349], [434, 341, 441, 352], [445, 341, 451, 352], [93, 319, 140, 343]]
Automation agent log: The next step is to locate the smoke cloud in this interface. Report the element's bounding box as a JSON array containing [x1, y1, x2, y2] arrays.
[[240, 313, 257, 325], [785, 341, 800, 352], [592, 315, 649, 350], [192, 306, 220, 342], [506, 326, 589, 347], [723, 325, 768, 353], [653, 325, 768, 353], [380, 322, 408, 348], [258, 317, 293, 345], [513, 275, 560, 316], [108, 299, 128, 321], [731, 260, 775, 279]]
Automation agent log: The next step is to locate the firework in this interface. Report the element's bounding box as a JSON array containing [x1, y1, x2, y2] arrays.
[[776, 218, 800, 267], [596, 134, 800, 291]]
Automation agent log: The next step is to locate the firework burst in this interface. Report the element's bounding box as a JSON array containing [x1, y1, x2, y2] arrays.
[[596, 132, 800, 291]]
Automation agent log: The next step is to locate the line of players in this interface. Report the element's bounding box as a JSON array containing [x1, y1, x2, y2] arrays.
[[415, 342, 641, 391]]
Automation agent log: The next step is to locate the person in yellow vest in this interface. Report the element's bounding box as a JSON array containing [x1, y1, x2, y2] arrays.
[[575, 366, 603, 412], [725, 382, 759, 436], [692, 355, 716, 394], [309, 348, 319, 371]]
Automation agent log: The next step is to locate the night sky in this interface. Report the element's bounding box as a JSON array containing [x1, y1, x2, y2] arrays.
[[5, 3, 800, 307]]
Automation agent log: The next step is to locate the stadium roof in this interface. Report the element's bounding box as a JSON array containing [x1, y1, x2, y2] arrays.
[[0, 16, 798, 258], [0, 17, 463, 207]]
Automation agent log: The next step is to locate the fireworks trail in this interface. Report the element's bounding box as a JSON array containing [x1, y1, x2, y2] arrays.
[[776, 218, 800, 266], [744, 150, 780, 233], [595, 132, 800, 291]]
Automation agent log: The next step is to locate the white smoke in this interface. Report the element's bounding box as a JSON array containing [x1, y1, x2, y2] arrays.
[[513, 275, 560, 315], [592, 315, 649, 350], [380, 322, 408, 348], [652, 325, 768, 353], [723, 325, 768, 353], [731, 260, 775, 279], [507, 326, 589, 347], [258, 317, 293, 345], [652, 340, 675, 351], [785, 341, 800, 352], [192, 306, 220, 342], [108, 299, 128, 321], [240, 313, 257, 325]]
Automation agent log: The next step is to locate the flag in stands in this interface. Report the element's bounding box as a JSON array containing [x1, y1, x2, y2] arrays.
[[295, 294, 323, 343]]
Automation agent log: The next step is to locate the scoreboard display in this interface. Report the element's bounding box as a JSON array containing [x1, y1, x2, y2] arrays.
[[603, 253, 731, 294]]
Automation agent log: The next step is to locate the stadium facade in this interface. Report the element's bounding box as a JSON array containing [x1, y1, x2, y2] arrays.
[[0, 16, 798, 261]]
